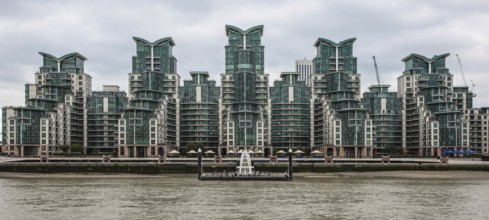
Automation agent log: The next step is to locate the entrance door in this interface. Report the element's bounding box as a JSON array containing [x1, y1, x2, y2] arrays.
[[264, 148, 271, 158], [221, 148, 227, 157], [24, 146, 38, 157], [158, 147, 164, 156], [345, 148, 355, 158], [137, 147, 146, 158], [129, 147, 135, 158], [327, 148, 334, 156]]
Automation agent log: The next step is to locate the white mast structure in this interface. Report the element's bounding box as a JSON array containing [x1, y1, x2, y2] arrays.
[[237, 148, 254, 175]]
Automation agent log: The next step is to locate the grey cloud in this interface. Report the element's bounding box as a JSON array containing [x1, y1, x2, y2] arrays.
[[0, 0, 488, 109]]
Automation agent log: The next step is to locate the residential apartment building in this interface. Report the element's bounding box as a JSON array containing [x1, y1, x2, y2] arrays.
[[3, 25, 488, 158], [311, 38, 373, 158], [2, 52, 92, 157], [118, 37, 180, 158], [270, 72, 311, 151], [397, 53, 470, 156], [362, 84, 403, 153], [219, 25, 271, 154], [179, 71, 219, 149], [86, 85, 128, 154]]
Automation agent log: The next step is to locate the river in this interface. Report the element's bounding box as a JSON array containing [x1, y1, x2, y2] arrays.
[[1, 171, 489, 220]]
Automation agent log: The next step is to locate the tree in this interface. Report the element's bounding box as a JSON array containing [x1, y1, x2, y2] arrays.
[[185, 143, 198, 152], [70, 144, 83, 154], [60, 145, 70, 153]]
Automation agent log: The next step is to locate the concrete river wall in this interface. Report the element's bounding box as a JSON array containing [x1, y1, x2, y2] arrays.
[[1, 162, 489, 174]]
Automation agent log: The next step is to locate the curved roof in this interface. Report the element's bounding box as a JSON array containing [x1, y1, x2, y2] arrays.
[[225, 25, 264, 36], [401, 53, 450, 62], [314, 37, 356, 47], [189, 71, 209, 76], [38, 52, 87, 61], [132, 37, 175, 46]]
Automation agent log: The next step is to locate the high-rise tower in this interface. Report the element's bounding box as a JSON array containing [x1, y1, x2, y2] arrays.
[[118, 37, 180, 158], [398, 53, 469, 156], [219, 25, 270, 152], [2, 52, 92, 157], [311, 38, 373, 158]]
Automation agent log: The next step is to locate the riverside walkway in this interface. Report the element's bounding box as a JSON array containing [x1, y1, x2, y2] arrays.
[[1, 156, 486, 165]]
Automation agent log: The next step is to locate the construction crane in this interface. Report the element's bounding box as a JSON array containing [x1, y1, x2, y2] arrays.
[[372, 56, 381, 85], [456, 54, 476, 97]]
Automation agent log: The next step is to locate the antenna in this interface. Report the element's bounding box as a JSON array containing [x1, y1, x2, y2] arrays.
[[372, 56, 381, 85]]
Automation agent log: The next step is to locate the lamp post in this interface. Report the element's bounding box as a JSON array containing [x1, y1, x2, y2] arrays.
[[288, 148, 293, 180], [197, 148, 202, 180]]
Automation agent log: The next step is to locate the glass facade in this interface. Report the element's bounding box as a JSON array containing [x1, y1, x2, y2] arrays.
[[362, 85, 403, 153], [180, 72, 219, 148], [119, 37, 180, 158], [87, 86, 127, 153], [398, 53, 469, 156], [312, 38, 371, 158], [221, 25, 270, 148], [2, 52, 91, 156], [2, 26, 488, 158], [271, 72, 311, 148]]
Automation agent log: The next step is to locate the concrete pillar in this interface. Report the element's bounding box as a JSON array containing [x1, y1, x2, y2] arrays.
[[20, 146, 24, 157], [333, 147, 337, 157], [339, 146, 345, 158], [362, 147, 367, 158], [133, 147, 137, 158], [354, 147, 358, 159], [430, 147, 434, 157]]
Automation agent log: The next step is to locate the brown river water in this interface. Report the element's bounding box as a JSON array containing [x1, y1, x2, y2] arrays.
[[1, 171, 489, 220]]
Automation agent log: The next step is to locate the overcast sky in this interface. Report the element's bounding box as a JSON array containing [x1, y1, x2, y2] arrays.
[[1, 0, 488, 111]]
